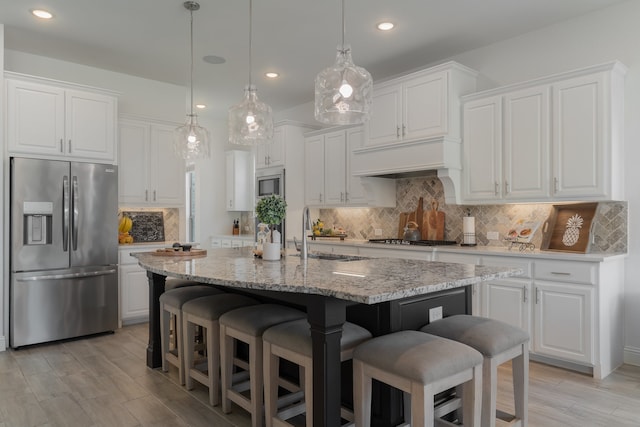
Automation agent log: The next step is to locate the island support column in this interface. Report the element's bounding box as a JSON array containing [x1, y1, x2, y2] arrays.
[[146, 271, 166, 368], [307, 296, 349, 427]]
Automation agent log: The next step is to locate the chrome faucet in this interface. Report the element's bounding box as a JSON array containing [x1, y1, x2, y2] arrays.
[[301, 206, 311, 260]]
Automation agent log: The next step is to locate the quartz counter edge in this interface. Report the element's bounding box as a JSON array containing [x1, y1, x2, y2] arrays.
[[307, 239, 626, 262], [132, 247, 523, 305]]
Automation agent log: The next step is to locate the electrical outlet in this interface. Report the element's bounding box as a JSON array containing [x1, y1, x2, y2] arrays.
[[487, 231, 500, 240], [429, 306, 443, 322], [374, 228, 383, 236]]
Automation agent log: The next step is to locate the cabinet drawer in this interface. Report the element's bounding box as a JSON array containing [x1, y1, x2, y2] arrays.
[[119, 245, 164, 265], [481, 256, 532, 278], [534, 260, 596, 284], [434, 252, 481, 265]]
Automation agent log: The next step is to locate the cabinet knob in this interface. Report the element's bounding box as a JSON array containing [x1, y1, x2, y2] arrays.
[[402, 124, 406, 137], [68, 139, 72, 153], [396, 126, 400, 138], [494, 182, 499, 196], [229, 200, 233, 208], [153, 190, 157, 202], [319, 193, 323, 203], [60, 139, 64, 153], [505, 181, 510, 194], [523, 287, 528, 303], [145, 190, 148, 201], [554, 177, 559, 193], [345, 191, 349, 202], [535, 288, 540, 304], [340, 191, 344, 202]]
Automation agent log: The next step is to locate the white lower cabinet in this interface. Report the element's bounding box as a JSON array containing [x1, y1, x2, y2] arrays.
[[478, 254, 622, 379], [533, 281, 593, 364], [119, 245, 165, 325]]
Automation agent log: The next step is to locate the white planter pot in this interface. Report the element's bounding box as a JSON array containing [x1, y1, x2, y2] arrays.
[[262, 242, 281, 261]]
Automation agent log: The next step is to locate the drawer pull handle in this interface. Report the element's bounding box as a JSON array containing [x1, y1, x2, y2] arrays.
[[550, 272, 571, 276], [523, 287, 528, 303]]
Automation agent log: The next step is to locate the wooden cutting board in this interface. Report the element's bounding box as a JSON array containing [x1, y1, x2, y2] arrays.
[[398, 212, 410, 238], [423, 200, 445, 240], [152, 248, 207, 257]]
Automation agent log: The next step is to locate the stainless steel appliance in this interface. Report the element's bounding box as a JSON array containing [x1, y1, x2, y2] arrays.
[[255, 168, 285, 246], [10, 157, 119, 348]]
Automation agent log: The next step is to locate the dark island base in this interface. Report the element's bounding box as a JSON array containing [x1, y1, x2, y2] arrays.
[[146, 270, 470, 427]]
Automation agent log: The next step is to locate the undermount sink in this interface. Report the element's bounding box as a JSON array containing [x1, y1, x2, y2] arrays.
[[291, 253, 366, 262]]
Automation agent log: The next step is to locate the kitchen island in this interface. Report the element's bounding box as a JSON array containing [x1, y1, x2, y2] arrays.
[[134, 247, 522, 427]]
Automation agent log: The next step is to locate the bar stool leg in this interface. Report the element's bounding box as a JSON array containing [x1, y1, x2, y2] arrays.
[[512, 344, 529, 427], [220, 323, 234, 414], [410, 383, 431, 427], [263, 341, 277, 427], [183, 314, 196, 390], [160, 302, 170, 373], [465, 364, 482, 427]]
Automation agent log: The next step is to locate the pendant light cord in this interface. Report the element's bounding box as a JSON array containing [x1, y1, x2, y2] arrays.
[[341, 0, 345, 50], [189, 7, 195, 117], [248, 0, 253, 87]]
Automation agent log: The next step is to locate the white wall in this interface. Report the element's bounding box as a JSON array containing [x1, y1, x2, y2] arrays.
[[5, 50, 187, 121]]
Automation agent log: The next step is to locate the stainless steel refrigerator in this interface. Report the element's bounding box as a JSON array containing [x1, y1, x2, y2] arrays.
[[10, 157, 119, 348]]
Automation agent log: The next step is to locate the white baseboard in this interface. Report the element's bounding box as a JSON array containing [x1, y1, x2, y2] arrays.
[[623, 346, 640, 366], [0, 335, 6, 352]]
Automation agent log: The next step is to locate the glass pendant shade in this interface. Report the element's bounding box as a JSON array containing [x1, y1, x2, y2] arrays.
[[315, 45, 373, 125], [228, 85, 274, 145], [174, 113, 210, 161]]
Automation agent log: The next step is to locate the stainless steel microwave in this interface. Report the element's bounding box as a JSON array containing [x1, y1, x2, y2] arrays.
[[256, 168, 285, 199]]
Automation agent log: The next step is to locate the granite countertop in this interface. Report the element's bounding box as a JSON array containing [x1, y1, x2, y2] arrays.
[[133, 247, 522, 305], [307, 238, 627, 262]]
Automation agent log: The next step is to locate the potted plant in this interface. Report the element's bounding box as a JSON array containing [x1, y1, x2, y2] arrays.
[[255, 194, 287, 260]]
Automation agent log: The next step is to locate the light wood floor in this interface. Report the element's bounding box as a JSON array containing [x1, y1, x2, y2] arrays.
[[1, 323, 640, 427]]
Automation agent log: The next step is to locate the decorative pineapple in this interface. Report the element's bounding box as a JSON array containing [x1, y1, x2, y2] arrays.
[[562, 214, 584, 247]]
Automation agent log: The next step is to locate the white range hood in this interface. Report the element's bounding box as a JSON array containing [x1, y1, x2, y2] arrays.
[[351, 136, 462, 204]]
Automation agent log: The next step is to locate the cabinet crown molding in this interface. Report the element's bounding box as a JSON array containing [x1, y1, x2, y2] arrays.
[[5, 71, 121, 97]]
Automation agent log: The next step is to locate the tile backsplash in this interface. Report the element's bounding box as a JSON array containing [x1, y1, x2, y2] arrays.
[[118, 207, 179, 242], [319, 176, 627, 253]]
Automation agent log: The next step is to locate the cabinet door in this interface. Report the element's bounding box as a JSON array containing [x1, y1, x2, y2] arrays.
[[152, 124, 185, 205], [7, 79, 66, 156], [346, 127, 367, 204], [304, 135, 325, 205], [552, 73, 606, 198], [118, 120, 150, 204], [226, 150, 253, 211], [462, 96, 503, 201], [366, 83, 402, 146], [533, 281, 593, 363], [256, 142, 269, 169], [504, 86, 550, 200], [120, 264, 149, 323], [481, 279, 531, 338], [323, 131, 347, 205], [65, 89, 116, 162], [403, 71, 448, 140], [268, 126, 285, 167]]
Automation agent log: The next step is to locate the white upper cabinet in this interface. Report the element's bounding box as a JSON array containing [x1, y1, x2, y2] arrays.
[[366, 63, 477, 146], [118, 117, 185, 207], [256, 126, 285, 169], [6, 74, 117, 163], [462, 61, 626, 204], [225, 150, 254, 211], [304, 126, 395, 207]]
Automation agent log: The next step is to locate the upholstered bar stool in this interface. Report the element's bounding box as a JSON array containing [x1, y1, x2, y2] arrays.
[[262, 318, 372, 427], [165, 278, 203, 291], [420, 315, 529, 427], [219, 304, 307, 427], [352, 330, 483, 427], [182, 293, 260, 406], [160, 285, 223, 385]]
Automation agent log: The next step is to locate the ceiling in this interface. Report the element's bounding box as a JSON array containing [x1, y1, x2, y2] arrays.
[[0, 0, 628, 120]]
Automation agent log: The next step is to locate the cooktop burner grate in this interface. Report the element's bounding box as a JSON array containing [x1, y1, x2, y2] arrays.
[[368, 238, 458, 246]]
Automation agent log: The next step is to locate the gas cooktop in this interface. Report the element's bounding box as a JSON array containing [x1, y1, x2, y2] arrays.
[[368, 238, 458, 246]]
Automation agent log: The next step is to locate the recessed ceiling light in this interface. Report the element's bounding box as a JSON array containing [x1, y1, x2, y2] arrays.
[[195, 104, 206, 109], [265, 72, 279, 79], [203, 55, 226, 65], [31, 9, 53, 19], [376, 22, 394, 31]]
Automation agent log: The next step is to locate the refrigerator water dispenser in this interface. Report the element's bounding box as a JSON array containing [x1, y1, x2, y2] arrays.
[[23, 201, 53, 245]]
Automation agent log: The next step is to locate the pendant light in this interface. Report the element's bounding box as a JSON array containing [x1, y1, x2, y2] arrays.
[[174, 1, 210, 161], [315, 0, 373, 125], [228, 0, 273, 145]]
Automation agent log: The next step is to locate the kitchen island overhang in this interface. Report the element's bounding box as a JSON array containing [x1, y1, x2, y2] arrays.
[[133, 247, 523, 427]]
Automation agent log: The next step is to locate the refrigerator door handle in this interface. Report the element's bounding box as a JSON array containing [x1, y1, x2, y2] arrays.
[[63, 175, 70, 252], [72, 176, 79, 251], [16, 269, 117, 282]]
